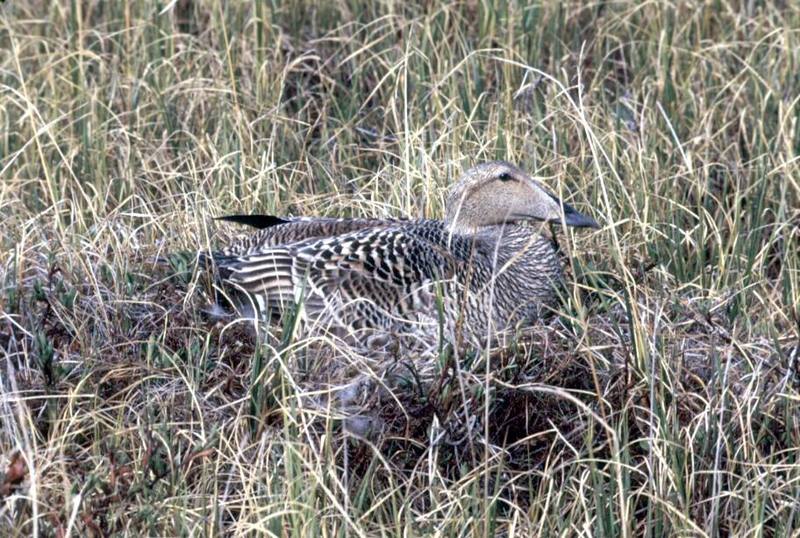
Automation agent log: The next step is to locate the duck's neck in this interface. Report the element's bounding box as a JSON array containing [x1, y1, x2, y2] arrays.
[[448, 220, 548, 239], [445, 214, 519, 236], [444, 222, 555, 264], [445, 221, 480, 236]]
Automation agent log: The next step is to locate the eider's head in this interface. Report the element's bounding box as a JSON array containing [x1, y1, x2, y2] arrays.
[[444, 161, 599, 234]]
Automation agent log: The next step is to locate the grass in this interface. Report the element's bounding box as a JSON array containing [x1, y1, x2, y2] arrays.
[[1, 0, 799, 535]]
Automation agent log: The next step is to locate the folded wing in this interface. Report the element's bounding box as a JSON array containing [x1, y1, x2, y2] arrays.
[[215, 222, 464, 330]]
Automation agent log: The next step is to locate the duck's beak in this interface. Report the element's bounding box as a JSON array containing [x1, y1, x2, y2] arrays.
[[559, 201, 600, 229]]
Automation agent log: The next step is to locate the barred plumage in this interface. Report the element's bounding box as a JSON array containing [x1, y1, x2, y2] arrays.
[[203, 161, 598, 347]]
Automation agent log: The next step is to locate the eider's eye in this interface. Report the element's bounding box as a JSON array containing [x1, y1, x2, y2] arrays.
[[498, 172, 513, 182]]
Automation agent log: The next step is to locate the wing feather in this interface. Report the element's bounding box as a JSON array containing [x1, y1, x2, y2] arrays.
[[221, 216, 404, 256], [214, 221, 467, 328]]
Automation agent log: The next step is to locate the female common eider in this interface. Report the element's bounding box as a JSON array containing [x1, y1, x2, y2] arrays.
[[204, 161, 598, 348]]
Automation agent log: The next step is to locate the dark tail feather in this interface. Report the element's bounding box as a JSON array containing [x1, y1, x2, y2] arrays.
[[215, 214, 289, 229]]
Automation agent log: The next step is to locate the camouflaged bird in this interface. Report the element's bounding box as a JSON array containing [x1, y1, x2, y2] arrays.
[[204, 161, 598, 348]]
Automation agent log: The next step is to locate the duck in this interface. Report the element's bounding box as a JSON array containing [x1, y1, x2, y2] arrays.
[[203, 161, 598, 349]]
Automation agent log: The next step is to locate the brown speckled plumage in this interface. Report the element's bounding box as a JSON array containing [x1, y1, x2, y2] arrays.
[[205, 161, 598, 347]]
